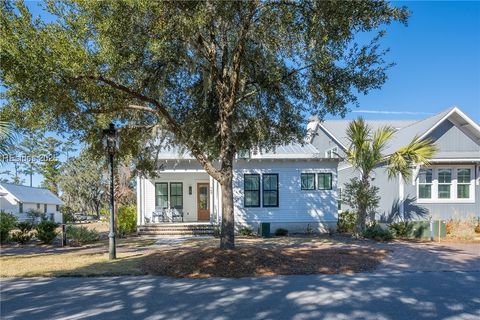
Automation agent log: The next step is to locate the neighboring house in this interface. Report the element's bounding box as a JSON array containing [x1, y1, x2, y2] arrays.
[[308, 106, 480, 220], [0, 182, 63, 223], [137, 143, 339, 232]]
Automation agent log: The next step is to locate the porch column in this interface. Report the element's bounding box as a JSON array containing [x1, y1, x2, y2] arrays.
[[209, 176, 214, 223]]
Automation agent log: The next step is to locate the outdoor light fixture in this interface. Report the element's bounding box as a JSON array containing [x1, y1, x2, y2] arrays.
[[189, 185, 192, 195], [102, 122, 119, 260]]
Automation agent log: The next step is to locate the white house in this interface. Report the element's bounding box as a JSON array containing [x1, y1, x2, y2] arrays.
[[0, 183, 63, 223], [137, 143, 339, 233]]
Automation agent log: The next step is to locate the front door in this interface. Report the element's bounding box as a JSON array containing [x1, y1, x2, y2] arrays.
[[197, 183, 210, 221]]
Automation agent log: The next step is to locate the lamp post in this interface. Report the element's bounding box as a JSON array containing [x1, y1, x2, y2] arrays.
[[102, 123, 119, 260]]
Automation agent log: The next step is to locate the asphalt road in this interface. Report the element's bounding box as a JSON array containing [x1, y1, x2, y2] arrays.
[[1, 271, 479, 320]]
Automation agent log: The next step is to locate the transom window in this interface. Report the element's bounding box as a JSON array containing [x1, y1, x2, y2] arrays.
[[417, 166, 474, 202], [418, 169, 433, 199], [244, 174, 260, 207], [300, 173, 315, 190], [318, 173, 333, 190], [263, 174, 279, 207]]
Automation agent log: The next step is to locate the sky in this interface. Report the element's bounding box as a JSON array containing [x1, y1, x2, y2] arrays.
[[1, 1, 479, 187], [331, 1, 480, 121]]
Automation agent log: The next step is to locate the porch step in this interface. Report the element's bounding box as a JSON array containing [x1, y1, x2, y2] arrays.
[[137, 223, 215, 236]]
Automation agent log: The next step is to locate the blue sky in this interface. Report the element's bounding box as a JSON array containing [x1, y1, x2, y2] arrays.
[[332, 1, 480, 121], [2, 1, 479, 187]]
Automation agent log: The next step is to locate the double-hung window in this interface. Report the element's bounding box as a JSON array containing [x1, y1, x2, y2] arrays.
[[418, 169, 433, 199], [457, 168, 471, 199], [417, 166, 475, 202], [155, 183, 169, 208], [318, 173, 333, 190], [44, 204, 48, 214], [263, 174, 279, 207], [438, 169, 452, 199], [244, 174, 260, 207], [170, 183, 183, 209], [300, 173, 315, 190]]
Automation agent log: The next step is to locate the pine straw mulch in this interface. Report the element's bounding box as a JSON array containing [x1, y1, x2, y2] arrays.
[[140, 246, 388, 278]]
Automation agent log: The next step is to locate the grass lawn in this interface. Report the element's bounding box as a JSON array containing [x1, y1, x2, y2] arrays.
[[0, 235, 388, 278]]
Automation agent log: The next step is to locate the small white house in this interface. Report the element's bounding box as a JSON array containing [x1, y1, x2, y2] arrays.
[[0, 183, 63, 223], [137, 143, 340, 233]]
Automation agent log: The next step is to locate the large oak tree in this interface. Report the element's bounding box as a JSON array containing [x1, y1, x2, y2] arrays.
[[0, 0, 408, 248]]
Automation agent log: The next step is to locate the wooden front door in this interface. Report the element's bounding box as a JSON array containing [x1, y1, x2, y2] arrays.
[[197, 183, 210, 221]]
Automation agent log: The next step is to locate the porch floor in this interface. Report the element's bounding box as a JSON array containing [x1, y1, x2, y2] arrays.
[[138, 222, 216, 236]]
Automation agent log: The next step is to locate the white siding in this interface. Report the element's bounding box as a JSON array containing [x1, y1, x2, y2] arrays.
[[233, 161, 338, 232], [141, 172, 210, 223]]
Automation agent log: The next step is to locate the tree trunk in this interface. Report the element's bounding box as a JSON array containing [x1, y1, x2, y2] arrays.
[[220, 170, 235, 249], [355, 175, 370, 236]]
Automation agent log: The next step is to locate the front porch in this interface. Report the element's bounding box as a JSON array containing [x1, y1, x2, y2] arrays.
[[137, 170, 221, 226]]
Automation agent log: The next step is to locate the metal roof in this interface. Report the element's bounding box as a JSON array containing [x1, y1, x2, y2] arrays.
[[315, 107, 480, 158], [156, 142, 324, 160], [0, 183, 63, 205], [318, 119, 417, 149]]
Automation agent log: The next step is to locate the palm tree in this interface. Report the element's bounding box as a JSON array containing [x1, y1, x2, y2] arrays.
[[345, 118, 437, 234], [0, 121, 16, 158]]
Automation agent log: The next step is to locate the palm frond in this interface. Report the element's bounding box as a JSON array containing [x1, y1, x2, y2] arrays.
[[387, 136, 437, 180], [0, 121, 16, 157]]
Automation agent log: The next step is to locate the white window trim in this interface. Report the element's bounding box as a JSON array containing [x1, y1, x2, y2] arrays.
[[416, 165, 475, 204], [325, 146, 338, 158]]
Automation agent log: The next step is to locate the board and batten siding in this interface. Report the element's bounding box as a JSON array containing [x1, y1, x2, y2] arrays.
[[426, 119, 480, 153], [310, 126, 346, 158], [233, 160, 338, 232]]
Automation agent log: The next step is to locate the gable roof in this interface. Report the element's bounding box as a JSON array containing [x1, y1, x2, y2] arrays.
[[0, 183, 63, 205], [313, 106, 480, 158]]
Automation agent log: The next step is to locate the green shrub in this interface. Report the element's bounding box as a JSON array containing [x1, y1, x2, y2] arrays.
[[117, 205, 137, 237], [0, 211, 18, 243], [388, 221, 414, 238], [35, 221, 59, 244], [26, 209, 46, 225], [238, 226, 253, 236], [337, 210, 356, 233], [362, 223, 393, 241], [100, 207, 110, 222], [61, 206, 75, 223], [275, 228, 288, 236], [66, 225, 99, 246], [11, 221, 34, 244]]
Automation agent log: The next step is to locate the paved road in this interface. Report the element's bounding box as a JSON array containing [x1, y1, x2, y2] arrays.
[[1, 272, 479, 320]]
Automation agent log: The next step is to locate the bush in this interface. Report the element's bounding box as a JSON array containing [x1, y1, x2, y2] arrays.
[[475, 223, 480, 234], [388, 221, 414, 238], [445, 218, 477, 240], [35, 221, 59, 244], [61, 206, 75, 223], [66, 225, 99, 246], [11, 221, 34, 244], [26, 209, 46, 225], [0, 211, 18, 243], [117, 205, 137, 238], [275, 228, 288, 236], [362, 223, 393, 241], [100, 207, 110, 222], [238, 226, 253, 236], [337, 210, 356, 233]]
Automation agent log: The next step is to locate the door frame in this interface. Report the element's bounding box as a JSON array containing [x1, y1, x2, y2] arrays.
[[196, 183, 210, 221]]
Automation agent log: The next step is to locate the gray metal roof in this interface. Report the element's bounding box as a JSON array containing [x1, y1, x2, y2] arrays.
[[317, 107, 480, 158], [156, 142, 323, 160], [0, 183, 63, 205], [318, 119, 417, 148]]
